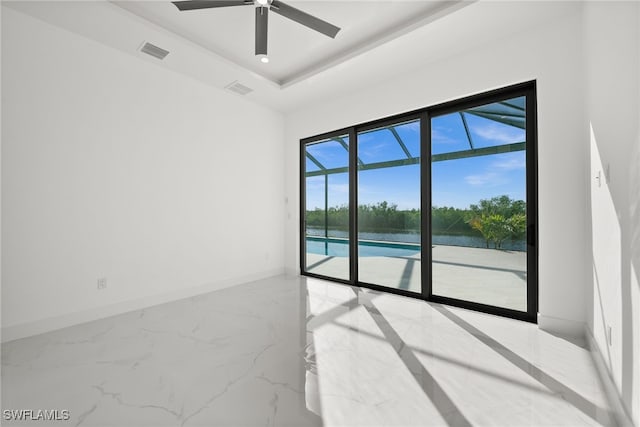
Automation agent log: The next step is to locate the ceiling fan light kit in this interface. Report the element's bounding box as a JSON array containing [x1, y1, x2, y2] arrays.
[[171, 0, 340, 61]]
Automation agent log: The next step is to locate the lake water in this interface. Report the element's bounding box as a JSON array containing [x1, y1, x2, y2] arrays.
[[306, 228, 526, 251]]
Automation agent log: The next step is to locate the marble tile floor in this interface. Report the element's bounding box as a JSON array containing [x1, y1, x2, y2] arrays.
[[2, 275, 614, 426]]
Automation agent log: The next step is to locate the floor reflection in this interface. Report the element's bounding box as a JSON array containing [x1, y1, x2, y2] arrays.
[[305, 278, 613, 426], [2, 275, 614, 426]]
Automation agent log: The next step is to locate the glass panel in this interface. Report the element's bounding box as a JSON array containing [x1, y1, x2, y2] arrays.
[[393, 121, 421, 157], [357, 119, 421, 292], [306, 157, 320, 172], [358, 128, 409, 163], [304, 136, 350, 281], [431, 113, 471, 155], [306, 139, 349, 169], [431, 96, 527, 311]]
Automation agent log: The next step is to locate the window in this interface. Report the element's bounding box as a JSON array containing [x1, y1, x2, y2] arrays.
[[300, 82, 537, 322]]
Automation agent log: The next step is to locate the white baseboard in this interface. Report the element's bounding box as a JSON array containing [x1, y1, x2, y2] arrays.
[[586, 327, 635, 427], [1, 268, 284, 343], [537, 313, 585, 337]]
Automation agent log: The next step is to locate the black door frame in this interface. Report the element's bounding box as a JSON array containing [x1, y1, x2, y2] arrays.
[[300, 81, 538, 323]]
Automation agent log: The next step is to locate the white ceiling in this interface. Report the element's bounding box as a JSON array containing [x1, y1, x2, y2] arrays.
[[113, 0, 465, 86], [3, 1, 582, 113]]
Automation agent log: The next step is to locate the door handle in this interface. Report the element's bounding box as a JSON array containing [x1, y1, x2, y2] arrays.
[[527, 224, 535, 246]]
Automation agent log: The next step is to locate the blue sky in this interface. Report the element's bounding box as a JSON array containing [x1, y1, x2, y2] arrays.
[[305, 106, 526, 211]]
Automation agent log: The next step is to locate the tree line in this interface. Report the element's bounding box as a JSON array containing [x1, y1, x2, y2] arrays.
[[306, 195, 526, 249]]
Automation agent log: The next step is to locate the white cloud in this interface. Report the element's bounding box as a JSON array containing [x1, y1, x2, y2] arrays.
[[464, 172, 508, 187], [431, 128, 459, 145], [473, 123, 524, 145], [305, 176, 324, 189], [358, 142, 387, 158], [463, 152, 524, 188], [399, 121, 420, 133], [306, 140, 349, 164], [329, 183, 349, 194], [357, 132, 375, 143], [491, 154, 526, 171], [465, 172, 496, 186]]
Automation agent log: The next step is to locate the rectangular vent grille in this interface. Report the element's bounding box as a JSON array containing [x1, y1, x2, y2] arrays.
[[225, 81, 253, 96], [140, 42, 169, 60]]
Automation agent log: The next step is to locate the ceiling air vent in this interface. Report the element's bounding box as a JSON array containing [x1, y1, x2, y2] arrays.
[[140, 42, 169, 60], [225, 81, 253, 96]]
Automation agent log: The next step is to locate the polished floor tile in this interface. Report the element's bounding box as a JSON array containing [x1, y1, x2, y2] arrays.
[[2, 275, 614, 426]]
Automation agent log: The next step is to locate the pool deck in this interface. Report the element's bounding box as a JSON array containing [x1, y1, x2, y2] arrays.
[[306, 244, 527, 312]]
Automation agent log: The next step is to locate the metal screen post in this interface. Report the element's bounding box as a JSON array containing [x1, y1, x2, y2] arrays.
[[324, 173, 329, 254]]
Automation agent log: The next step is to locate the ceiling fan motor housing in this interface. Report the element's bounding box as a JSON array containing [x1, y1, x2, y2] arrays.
[[172, 0, 340, 57]]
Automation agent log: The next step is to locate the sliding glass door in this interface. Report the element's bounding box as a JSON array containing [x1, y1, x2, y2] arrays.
[[301, 134, 352, 281], [301, 82, 537, 322], [357, 119, 421, 292], [429, 93, 534, 315]]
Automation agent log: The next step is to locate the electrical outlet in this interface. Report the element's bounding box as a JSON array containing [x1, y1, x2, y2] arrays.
[[97, 277, 107, 290]]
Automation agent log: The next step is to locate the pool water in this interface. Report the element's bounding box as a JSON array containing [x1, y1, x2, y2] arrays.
[[306, 228, 526, 251], [306, 237, 420, 258]]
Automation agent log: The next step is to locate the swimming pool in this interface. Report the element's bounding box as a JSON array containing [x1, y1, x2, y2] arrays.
[[306, 237, 420, 258]]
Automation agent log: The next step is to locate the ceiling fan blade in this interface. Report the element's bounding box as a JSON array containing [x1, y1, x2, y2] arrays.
[[255, 7, 268, 56], [270, 0, 339, 38], [172, 1, 252, 11]]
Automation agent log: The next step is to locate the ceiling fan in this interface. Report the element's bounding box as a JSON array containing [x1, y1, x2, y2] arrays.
[[172, 0, 341, 62]]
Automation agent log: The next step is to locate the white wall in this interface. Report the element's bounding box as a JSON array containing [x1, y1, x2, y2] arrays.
[[285, 3, 587, 332], [1, 7, 285, 339], [0, 3, 4, 344], [584, 2, 640, 425]]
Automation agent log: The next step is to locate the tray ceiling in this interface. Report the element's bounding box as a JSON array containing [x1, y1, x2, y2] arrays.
[[3, 1, 582, 112], [113, 1, 465, 85]]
